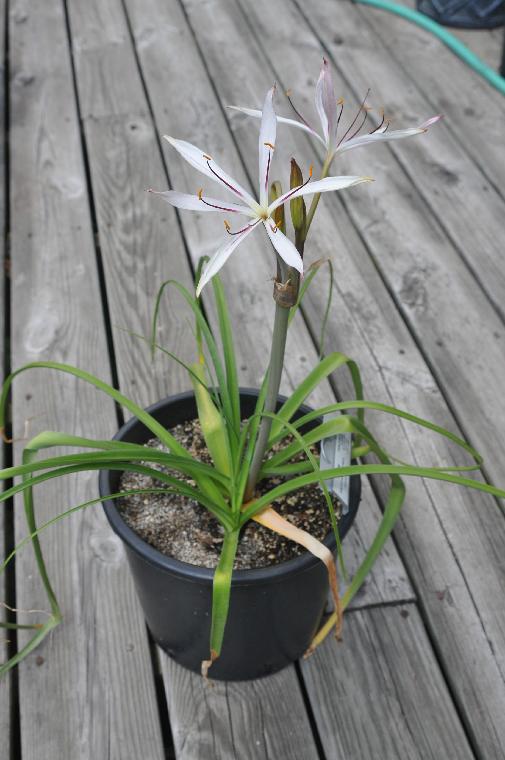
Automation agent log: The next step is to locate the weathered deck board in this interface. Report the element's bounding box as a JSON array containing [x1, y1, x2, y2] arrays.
[[160, 659, 321, 760], [173, 0, 505, 756], [397, 0, 505, 154], [301, 604, 474, 760], [67, 0, 195, 409], [8, 1, 164, 757], [0, 0, 11, 749]]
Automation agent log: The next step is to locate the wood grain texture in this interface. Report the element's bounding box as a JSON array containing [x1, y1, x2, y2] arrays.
[[66, 0, 197, 410], [302, 604, 474, 760], [393, 0, 505, 174], [0, 0, 11, 749], [160, 658, 321, 760], [172, 0, 505, 756], [8, 0, 164, 757]]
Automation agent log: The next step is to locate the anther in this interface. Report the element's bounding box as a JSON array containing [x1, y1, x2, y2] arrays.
[[203, 154, 212, 161], [198, 188, 203, 200], [264, 142, 275, 150], [224, 220, 231, 232], [309, 164, 313, 178]]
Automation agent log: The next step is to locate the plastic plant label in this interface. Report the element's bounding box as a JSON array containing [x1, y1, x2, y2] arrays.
[[319, 413, 352, 514]]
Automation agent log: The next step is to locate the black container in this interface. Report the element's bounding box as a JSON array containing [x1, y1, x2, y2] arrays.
[[99, 389, 361, 681]]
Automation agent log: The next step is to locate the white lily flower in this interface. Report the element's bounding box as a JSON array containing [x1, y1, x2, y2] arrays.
[[230, 59, 442, 164], [150, 86, 372, 296]]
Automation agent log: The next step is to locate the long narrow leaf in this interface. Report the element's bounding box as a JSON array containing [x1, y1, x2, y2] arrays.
[[0, 462, 235, 529], [254, 410, 346, 576], [268, 353, 364, 442], [212, 274, 241, 436], [190, 362, 233, 478], [242, 463, 505, 525], [0, 487, 180, 676], [0, 448, 231, 488], [147, 280, 234, 430], [269, 400, 482, 471], [0, 362, 189, 457], [202, 528, 240, 678]]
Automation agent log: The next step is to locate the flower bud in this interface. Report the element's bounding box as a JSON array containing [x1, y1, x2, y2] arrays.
[[269, 181, 285, 234], [290, 159, 306, 251]]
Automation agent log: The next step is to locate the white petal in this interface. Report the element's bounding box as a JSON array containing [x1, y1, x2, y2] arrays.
[[148, 189, 254, 216], [258, 87, 277, 207], [315, 60, 332, 145], [420, 114, 443, 129], [337, 117, 442, 155], [164, 136, 256, 207], [196, 224, 258, 297], [315, 59, 335, 146], [268, 176, 372, 213], [229, 106, 326, 146], [263, 222, 303, 274]]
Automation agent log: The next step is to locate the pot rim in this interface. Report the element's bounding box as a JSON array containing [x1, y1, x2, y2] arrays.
[[99, 388, 358, 587]]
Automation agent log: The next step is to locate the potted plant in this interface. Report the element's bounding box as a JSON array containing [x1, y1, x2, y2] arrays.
[[1, 60, 505, 681]]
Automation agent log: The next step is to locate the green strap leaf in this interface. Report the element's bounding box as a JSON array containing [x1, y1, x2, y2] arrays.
[[0, 487, 179, 676], [242, 463, 505, 525], [268, 352, 364, 442], [212, 274, 241, 436], [148, 279, 234, 430], [204, 528, 240, 675], [0, 462, 235, 529], [0, 362, 189, 457], [270, 399, 482, 470]]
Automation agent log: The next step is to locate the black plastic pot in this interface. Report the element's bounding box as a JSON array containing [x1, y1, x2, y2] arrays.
[[99, 389, 361, 681]]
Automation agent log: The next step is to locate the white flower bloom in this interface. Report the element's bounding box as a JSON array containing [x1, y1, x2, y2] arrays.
[[230, 59, 442, 163], [150, 86, 372, 296]]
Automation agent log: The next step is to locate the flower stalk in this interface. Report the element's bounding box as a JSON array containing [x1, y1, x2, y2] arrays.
[[244, 275, 291, 501]]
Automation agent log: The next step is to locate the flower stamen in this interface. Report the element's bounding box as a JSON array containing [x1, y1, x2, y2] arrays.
[[286, 89, 315, 131], [205, 158, 245, 198], [369, 108, 386, 134], [337, 89, 371, 147], [198, 188, 241, 213], [224, 218, 261, 236], [277, 166, 313, 205]]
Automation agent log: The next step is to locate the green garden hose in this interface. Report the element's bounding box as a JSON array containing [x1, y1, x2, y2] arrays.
[[354, 0, 505, 95]]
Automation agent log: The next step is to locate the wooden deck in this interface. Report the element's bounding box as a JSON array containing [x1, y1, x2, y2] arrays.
[[2, 0, 505, 757]]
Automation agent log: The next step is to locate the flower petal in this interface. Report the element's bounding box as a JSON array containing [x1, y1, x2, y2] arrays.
[[164, 136, 256, 207], [263, 222, 303, 274], [148, 189, 254, 216], [258, 87, 277, 207], [315, 58, 336, 146], [229, 106, 326, 146], [196, 224, 258, 296], [268, 176, 372, 213], [337, 116, 442, 155]]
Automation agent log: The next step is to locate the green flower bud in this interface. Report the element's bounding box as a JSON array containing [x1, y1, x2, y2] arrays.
[[290, 159, 307, 252], [269, 180, 285, 234]]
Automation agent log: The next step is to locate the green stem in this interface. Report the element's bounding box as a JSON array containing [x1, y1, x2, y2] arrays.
[[243, 151, 334, 501], [244, 297, 290, 500], [305, 154, 332, 233]]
